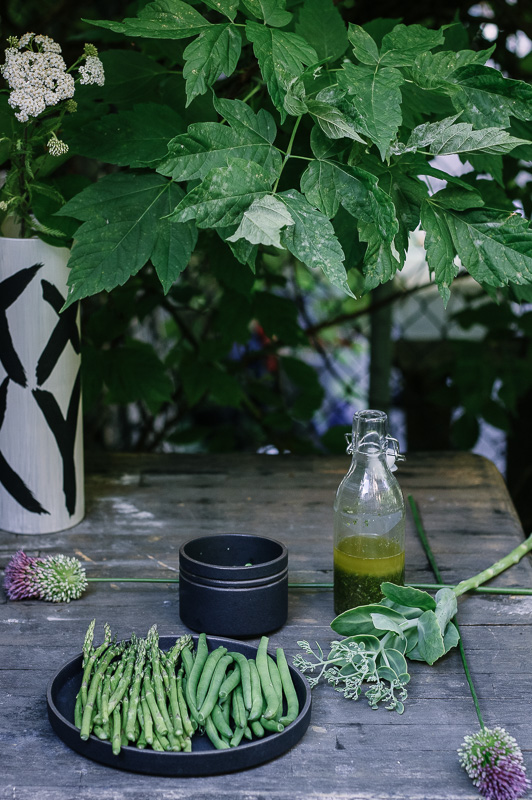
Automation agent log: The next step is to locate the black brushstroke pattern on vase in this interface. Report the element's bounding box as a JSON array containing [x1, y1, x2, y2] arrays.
[[36, 280, 80, 386], [0, 263, 43, 387], [32, 367, 81, 516], [0, 376, 49, 515]]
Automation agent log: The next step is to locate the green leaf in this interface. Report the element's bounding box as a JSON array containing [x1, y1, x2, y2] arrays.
[[378, 23, 445, 67], [62, 174, 171, 306], [331, 603, 406, 636], [401, 115, 530, 156], [67, 103, 185, 168], [157, 109, 281, 182], [85, 50, 166, 107], [169, 158, 273, 227], [415, 610, 446, 665], [371, 612, 404, 635], [408, 47, 495, 90], [183, 24, 242, 105], [305, 100, 366, 143], [358, 221, 401, 291], [347, 24, 380, 65], [434, 588, 458, 635], [300, 159, 397, 242], [246, 21, 318, 121], [241, 0, 292, 27], [296, 0, 348, 63], [277, 190, 353, 296], [202, 0, 240, 20], [103, 340, 174, 414], [88, 0, 213, 39], [442, 621, 460, 655], [383, 648, 408, 677], [420, 200, 458, 306], [429, 186, 485, 211], [380, 582, 436, 610], [338, 63, 403, 159], [227, 194, 294, 248], [443, 208, 532, 289], [151, 183, 198, 293], [449, 65, 532, 128]]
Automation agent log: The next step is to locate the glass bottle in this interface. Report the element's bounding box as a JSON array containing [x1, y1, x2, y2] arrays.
[[333, 409, 406, 615]]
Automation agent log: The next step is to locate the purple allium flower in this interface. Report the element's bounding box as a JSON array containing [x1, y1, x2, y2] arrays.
[[3, 550, 41, 600], [459, 726, 530, 800], [3, 550, 87, 603]]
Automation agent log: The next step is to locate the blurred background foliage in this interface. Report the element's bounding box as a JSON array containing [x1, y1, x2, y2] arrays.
[[2, 0, 532, 528]]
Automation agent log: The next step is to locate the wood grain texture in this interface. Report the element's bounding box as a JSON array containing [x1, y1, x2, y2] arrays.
[[1, 451, 531, 799]]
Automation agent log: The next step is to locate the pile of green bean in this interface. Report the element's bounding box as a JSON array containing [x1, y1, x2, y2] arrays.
[[74, 620, 300, 754]]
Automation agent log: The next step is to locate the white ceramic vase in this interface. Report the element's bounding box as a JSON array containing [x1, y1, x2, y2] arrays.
[[0, 237, 84, 533]]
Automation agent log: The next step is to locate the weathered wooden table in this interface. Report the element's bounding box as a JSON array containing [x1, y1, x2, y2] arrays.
[[1, 451, 531, 799]]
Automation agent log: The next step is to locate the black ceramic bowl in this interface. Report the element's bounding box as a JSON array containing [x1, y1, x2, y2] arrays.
[[179, 533, 288, 637]]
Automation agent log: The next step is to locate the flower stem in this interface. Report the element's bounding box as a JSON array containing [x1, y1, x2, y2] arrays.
[[407, 494, 532, 596]]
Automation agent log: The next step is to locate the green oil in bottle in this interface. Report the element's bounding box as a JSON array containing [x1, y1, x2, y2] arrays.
[[333, 534, 405, 615]]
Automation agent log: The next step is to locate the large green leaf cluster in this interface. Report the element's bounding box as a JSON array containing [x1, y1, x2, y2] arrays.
[[59, 0, 532, 311]]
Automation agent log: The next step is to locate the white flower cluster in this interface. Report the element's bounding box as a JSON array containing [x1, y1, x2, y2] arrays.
[[47, 136, 69, 156], [78, 54, 105, 87], [0, 33, 74, 122]]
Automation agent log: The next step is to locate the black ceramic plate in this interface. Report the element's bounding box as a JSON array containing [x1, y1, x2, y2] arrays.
[[47, 635, 312, 776]]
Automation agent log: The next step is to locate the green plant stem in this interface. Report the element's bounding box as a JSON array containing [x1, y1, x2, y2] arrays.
[[406, 494, 532, 731], [273, 115, 302, 193], [407, 494, 532, 596]]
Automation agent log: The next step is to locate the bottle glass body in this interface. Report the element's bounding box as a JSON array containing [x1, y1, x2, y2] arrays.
[[333, 410, 405, 615]]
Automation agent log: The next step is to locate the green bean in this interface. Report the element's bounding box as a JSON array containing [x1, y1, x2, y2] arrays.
[[250, 719, 265, 738], [181, 645, 194, 677], [218, 663, 241, 700], [276, 647, 299, 726], [230, 724, 247, 747], [177, 668, 196, 737], [211, 702, 234, 739], [267, 655, 283, 719], [248, 659, 263, 721], [204, 715, 230, 750], [186, 632, 208, 708], [231, 683, 247, 730], [198, 654, 233, 723], [256, 637, 279, 719], [92, 724, 109, 740], [196, 646, 228, 708], [260, 715, 284, 733], [227, 652, 252, 710]]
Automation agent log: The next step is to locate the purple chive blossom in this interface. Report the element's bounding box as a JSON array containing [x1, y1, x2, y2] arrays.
[[459, 726, 530, 800], [3, 550, 41, 600], [3, 550, 87, 602]]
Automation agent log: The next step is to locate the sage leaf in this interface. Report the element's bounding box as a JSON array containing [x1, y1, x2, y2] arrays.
[[331, 603, 406, 636], [227, 194, 294, 248], [380, 582, 437, 611], [416, 610, 446, 665], [434, 588, 458, 634]]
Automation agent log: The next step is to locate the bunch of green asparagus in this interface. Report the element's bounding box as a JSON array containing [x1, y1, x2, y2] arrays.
[[74, 621, 300, 754]]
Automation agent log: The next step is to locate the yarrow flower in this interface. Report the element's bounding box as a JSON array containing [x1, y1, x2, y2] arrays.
[[0, 33, 74, 122], [3, 550, 88, 603], [78, 54, 105, 86], [458, 726, 530, 800], [47, 134, 69, 156]]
